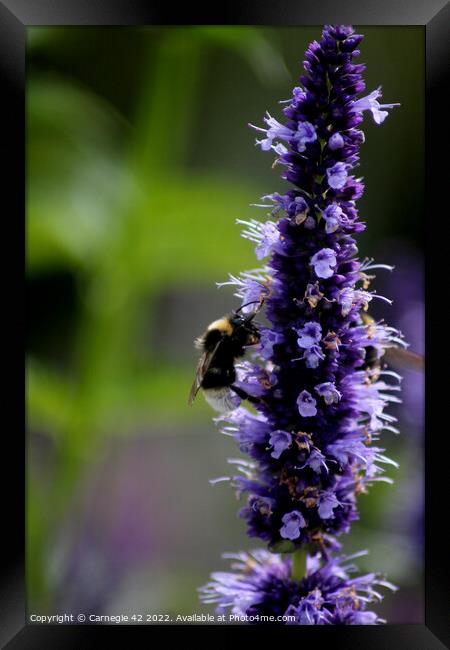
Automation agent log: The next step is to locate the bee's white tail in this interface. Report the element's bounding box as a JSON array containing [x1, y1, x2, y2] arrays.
[[203, 388, 240, 413]]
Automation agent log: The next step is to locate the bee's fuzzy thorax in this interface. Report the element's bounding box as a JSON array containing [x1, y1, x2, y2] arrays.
[[207, 318, 233, 336], [194, 317, 233, 351]]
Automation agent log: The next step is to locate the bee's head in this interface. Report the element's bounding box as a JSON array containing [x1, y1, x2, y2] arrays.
[[230, 299, 264, 346]]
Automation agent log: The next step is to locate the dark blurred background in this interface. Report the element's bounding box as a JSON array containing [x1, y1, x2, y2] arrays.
[[26, 26, 424, 622]]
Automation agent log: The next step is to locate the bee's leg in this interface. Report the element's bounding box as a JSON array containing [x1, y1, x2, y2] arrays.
[[230, 385, 261, 405]]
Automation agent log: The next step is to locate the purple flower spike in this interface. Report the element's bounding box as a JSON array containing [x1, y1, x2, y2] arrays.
[[297, 390, 317, 417], [204, 24, 402, 624], [310, 248, 337, 279], [200, 548, 396, 625], [280, 511, 306, 540]]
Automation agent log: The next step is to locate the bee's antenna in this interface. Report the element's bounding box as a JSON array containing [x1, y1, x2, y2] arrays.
[[235, 300, 259, 314], [235, 296, 265, 315]]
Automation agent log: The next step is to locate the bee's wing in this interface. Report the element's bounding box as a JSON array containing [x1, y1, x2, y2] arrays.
[[188, 339, 222, 406], [384, 346, 424, 372], [361, 311, 424, 373]]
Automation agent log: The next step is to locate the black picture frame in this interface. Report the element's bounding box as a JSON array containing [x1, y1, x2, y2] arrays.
[[2, 1, 448, 647]]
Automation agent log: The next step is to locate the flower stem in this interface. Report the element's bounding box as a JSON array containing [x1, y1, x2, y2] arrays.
[[291, 547, 308, 582]]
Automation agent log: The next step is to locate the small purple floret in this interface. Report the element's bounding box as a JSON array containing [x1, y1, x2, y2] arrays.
[[296, 322, 322, 348], [280, 511, 306, 540], [315, 382, 341, 405], [296, 121, 317, 152], [350, 87, 400, 125], [328, 132, 344, 150], [322, 204, 343, 234], [255, 222, 280, 260], [326, 162, 348, 190], [303, 345, 325, 369], [318, 492, 340, 519], [310, 248, 337, 279], [297, 390, 317, 417], [269, 430, 292, 459]]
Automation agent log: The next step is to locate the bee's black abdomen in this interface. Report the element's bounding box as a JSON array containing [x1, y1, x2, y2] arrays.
[[361, 345, 382, 383], [201, 365, 235, 389], [202, 328, 224, 351], [362, 345, 379, 370]]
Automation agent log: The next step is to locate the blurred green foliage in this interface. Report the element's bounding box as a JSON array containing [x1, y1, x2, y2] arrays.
[[26, 26, 424, 619], [27, 25, 291, 611]]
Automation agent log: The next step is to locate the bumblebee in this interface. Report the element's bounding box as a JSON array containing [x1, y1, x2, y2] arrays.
[[360, 311, 424, 379], [188, 300, 263, 413]]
